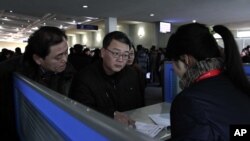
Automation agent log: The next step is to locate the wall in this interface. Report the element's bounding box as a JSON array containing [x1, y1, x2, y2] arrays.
[[0, 41, 27, 52], [129, 22, 157, 49]]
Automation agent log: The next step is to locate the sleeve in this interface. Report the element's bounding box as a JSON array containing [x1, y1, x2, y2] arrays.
[[170, 94, 215, 141], [69, 72, 115, 118], [69, 72, 97, 109]]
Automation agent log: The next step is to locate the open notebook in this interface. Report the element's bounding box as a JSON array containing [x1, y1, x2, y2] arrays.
[[135, 113, 170, 138], [148, 113, 170, 127]]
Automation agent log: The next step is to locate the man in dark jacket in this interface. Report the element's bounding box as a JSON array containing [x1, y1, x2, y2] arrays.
[[0, 26, 75, 140], [69, 31, 144, 127]]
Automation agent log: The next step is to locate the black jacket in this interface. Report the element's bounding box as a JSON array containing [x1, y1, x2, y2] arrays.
[[170, 74, 250, 141], [69, 60, 144, 117], [0, 56, 75, 140]]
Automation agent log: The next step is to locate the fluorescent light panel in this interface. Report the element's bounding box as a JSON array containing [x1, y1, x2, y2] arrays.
[[237, 31, 250, 38]]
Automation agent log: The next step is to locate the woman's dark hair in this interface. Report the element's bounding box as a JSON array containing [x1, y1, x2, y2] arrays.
[[213, 25, 250, 94], [166, 23, 250, 95], [24, 26, 67, 66], [130, 44, 137, 65], [102, 31, 131, 49], [166, 23, 221, 61]]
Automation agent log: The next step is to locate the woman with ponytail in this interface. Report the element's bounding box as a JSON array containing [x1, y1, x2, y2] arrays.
[[165, 23, 250, 141]]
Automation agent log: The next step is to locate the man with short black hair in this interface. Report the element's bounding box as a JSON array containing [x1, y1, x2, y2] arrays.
[[69, 31, 144, 127]]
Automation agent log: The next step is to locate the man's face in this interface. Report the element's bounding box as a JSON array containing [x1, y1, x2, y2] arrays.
[[101, 39, 130, 75], [37, 38, 68, 73]]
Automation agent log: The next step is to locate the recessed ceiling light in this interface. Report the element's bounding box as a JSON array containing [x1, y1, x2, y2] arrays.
[[83, 5, 88, 8], [150, 13, 154, 17], [85, 19, 92, 22]]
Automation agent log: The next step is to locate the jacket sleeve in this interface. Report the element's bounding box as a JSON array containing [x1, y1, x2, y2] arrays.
[[69, 72, 116, 118], [69, 73, 97, 108]]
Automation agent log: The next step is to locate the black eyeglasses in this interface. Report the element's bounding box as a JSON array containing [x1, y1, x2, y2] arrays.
[[105, 48, 129, 60]]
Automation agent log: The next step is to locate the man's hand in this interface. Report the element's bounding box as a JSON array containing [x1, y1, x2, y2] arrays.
[[114, 111, 135, 128]]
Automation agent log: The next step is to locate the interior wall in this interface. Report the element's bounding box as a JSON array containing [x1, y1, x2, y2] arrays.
[[129, 22, 157, 49], [0, 41, 27, 52]]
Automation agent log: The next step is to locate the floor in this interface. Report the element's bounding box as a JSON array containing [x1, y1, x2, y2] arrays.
[[144, 83, 163, 106]]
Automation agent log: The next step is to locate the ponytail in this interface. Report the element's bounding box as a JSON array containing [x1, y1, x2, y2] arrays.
[[213, 25, 250, 95]]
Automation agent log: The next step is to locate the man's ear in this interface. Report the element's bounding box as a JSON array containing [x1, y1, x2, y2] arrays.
[[33, 54, 43, 65], [100, 48, 105, 58]]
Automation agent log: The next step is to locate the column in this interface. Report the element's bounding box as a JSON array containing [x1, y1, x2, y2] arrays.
[[105, 17, 117, 34]]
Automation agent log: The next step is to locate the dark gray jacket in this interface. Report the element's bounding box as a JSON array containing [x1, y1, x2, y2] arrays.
[[170, 74, 250, 141]]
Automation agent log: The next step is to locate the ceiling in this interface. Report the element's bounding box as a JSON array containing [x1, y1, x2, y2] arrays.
[[1, 0, 250, 42]]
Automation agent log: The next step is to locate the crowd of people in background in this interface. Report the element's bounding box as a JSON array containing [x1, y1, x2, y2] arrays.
[[0, 47, 23, 62]]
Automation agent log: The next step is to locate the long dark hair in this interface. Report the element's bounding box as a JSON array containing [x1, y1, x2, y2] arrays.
[[213, 25, 250, 95], [166, 23, 250, 95]]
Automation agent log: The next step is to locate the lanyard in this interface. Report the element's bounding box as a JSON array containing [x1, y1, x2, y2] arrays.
[[195, 69, 222, 82]]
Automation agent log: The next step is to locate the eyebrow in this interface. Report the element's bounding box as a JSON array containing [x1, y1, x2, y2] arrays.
[[55, 48, 68, 57], [112, 48, 129, 53]]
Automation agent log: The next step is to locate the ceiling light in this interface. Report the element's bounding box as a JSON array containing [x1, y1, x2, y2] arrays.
[[85, 19, 92, 22], [2, 17, 10, 21], [192, 20, 196, 23], [32, 27, 38, 30], [83, 5, 88, 8], [150, 13, 154, 17]]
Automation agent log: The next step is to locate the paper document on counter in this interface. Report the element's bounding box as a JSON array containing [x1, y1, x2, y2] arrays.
[[135, 121, 164, 138], [148, 113, 170, 127]]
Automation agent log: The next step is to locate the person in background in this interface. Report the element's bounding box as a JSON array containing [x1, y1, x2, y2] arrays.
[[127, 44, 146, 106], [165, 23, 250, 141], [241, 45, 250, 63], [69, 31, 143, 127], [14, 47, 22, 56], [68, 44, 92, 71], [0, 26, 75, 140], [91, 48, 101, 63]]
